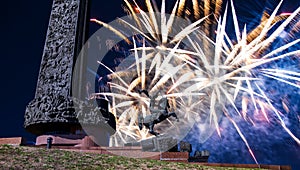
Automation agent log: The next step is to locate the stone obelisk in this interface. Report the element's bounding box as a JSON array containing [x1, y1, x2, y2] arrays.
[[24, 0, 116, 146]]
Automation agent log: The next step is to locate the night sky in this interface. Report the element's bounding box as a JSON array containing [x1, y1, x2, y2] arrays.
[[0, 1, 53, 140], [0, 0, 299, 168]]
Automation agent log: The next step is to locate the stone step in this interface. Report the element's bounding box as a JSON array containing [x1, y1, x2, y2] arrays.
[[0, 137, 24, 146]]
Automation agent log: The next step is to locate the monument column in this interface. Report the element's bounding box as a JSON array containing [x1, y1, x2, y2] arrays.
[[24, 0, 90, 135]]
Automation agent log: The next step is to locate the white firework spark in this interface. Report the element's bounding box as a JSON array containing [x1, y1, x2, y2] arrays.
[[91, 0, 300, 162], [92, 0, 210, 146], [182, 0, 300, 142], [168, 0, 300, 163], [96, 38, 203, 146]]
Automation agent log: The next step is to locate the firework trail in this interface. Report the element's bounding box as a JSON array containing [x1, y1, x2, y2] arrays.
[[92, 0, 211, 146], [90, 0, 300, 162]]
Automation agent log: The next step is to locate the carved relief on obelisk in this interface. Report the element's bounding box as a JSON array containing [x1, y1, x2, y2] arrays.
[[24, 0, 89, 135]]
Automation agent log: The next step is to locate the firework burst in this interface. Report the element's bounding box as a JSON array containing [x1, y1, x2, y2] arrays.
[[90, 0, 300, 162]]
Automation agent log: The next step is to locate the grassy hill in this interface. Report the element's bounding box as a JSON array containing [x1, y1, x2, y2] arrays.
[[0, 145, 261, 169]]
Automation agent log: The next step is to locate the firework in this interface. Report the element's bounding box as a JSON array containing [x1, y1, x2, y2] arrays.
[[90, 0, 300, 162], [92, 0, 213, 146]]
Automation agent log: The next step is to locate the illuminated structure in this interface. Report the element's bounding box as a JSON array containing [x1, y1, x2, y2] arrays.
[[24, 0, 115, 146]]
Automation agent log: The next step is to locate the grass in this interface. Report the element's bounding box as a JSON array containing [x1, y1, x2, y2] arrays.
[[0, 144, 262, 170]]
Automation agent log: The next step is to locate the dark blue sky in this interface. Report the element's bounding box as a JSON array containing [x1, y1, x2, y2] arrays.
[[0, 0, 299, 168], [0, 0, 126, 140], [0, 1, 53, 140]]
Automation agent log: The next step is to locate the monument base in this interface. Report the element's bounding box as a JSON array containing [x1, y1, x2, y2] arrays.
[[28, 144, 291, 169], [40, 145, 189, 161], [35, 135, 101, 148]]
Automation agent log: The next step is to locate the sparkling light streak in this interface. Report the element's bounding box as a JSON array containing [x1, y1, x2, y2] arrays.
[[90, 0, 300, 163]]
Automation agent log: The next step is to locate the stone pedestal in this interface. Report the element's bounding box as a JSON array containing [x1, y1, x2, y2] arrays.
[[35, 135, 84, 146], [81, 136, 97, 147], [35, 135, 104, 148], [141, 136, 178, 152]]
